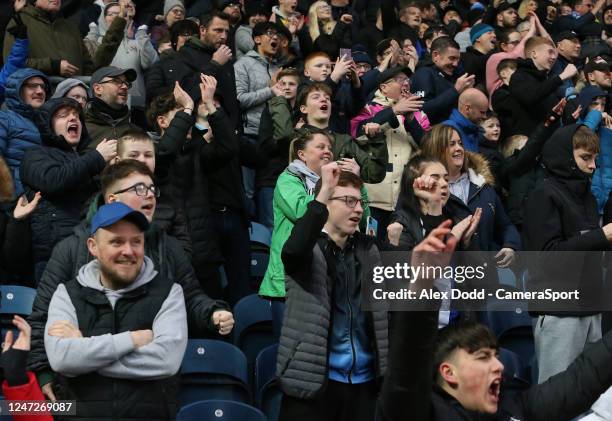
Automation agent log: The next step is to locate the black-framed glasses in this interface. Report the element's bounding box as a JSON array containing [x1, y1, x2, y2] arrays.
[[23, 82, 46, 90], [264, 29, 280, 37], [99, 78, 132, 89], [329, 196, 369, 208], [113, 182, 160, 198]]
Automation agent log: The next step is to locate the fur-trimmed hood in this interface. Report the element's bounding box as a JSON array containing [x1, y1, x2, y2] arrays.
[[464, 152, 495, 187]]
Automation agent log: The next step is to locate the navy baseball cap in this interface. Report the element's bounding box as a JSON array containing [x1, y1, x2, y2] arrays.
[[90, 203, 149, 235]]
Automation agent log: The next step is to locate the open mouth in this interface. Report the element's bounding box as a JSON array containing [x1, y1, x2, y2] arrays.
[[440, 191, 449, 198], [270, 40, 278, 49], [488, 378, 501, 402], [320, 104, 329, 112], [349, 216, 360, 224], [67, 123, 79, 136], [141, 203, 154, 212]]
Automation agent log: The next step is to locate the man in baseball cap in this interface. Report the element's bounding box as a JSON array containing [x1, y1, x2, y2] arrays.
[[584, 58, 612, 90], [87, 66, 140, 149]]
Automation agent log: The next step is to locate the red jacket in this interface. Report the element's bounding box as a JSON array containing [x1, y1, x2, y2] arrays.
[[2, 372, 53, 421]]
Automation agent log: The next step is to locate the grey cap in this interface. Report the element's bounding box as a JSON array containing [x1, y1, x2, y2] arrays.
[[90, 66, 137, 86]]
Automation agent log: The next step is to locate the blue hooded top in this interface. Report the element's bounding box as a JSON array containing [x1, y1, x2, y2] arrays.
[[0, 68, 50, 197]]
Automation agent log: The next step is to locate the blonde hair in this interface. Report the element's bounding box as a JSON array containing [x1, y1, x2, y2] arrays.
[[518, 0, 538, 19], [308, 1, 337, 42], [502, 135, 528, 158]]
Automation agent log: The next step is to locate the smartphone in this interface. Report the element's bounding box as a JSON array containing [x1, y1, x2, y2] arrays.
[[339, 48, 352, 60], [366, 216, 378, 237]]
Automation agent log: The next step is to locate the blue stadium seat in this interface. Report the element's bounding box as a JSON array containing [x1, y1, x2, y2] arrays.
[[179, 340, 250, 406], [177, 400, 267, 421], [250, 252, 270, 280], [255, 344, 281, 421], [498, 347, 530, 391], [497, 268, 517, 289], [250, 222, 272, 249], [485, 300, 535, 372], [233, 295, 275, 387], [0, 285, 36, 317]]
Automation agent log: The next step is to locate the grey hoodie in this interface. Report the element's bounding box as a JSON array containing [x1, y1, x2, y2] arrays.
[[234, 49, 282, 135], [44, 256, 187, 379], [51, 78, 89, 100]]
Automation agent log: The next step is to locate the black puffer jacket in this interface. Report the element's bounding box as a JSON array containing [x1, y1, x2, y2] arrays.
[[20, 98, 105, 264], [523, 124, 608, 316], [28, 217, 229, 381], [278, 201, 388, 399]]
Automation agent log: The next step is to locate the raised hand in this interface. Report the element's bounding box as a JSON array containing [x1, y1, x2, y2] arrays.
[[330, 55, 352, 82], [60, 60, 79, 77], [212, 45, 232, 65], [337, 157, 360, 175], [13, 192, 41, 220], [96, 138, 118, 162], [173, 81, 194, 111], [2, 316, 31, 352]]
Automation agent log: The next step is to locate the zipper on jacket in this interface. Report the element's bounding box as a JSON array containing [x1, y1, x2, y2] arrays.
[[341, 251, 357, 383]]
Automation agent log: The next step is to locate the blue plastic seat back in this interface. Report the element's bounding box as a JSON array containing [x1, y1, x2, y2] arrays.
[[250, 252, 270, 279], [179, 340, 250, 406], [250, 222, 272, 249], [0, 285, 36, 316], [255, 344, 278, 403], [177, 400, 268, 421]]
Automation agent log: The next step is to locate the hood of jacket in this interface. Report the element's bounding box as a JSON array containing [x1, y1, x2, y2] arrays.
[[446, 109, 482, 135], [76, 256, 158, 299], [542, 124, 592, 193], [244, 49, 281, 67], [465, 152, 495, 187], [183, 36, 216, 55], [578, 85, 608, 119], [51, 78, 90, 101], [542, 124, 588, 180], [516, 58, 549, 81], [35, 97, 92, 152], [5, 68, 51, 117]]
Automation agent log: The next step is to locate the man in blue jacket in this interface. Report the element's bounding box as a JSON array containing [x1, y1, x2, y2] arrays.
[[411, 36, 475, 124], [0, 68, 50, 197], [443, 88, 488, 152]]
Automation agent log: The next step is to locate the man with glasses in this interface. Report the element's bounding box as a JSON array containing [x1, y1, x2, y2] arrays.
[[277, 163, 388, 421], [29, 159, 234, 401], [350, 66, 425, 238], [0, 68, 51, 197], [86, 66, 140, 149]]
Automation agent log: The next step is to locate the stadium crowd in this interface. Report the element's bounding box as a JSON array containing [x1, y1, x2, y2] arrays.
[[2, 0, 612, 419]]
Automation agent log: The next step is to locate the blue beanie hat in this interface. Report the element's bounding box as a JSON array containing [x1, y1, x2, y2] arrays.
[[470, 23, 494, 45]]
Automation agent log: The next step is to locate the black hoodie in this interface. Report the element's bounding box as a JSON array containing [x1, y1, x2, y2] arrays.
[[522, 123, 608, 316], [20, 98, 106, 264], [508, 58, 563, 136]]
